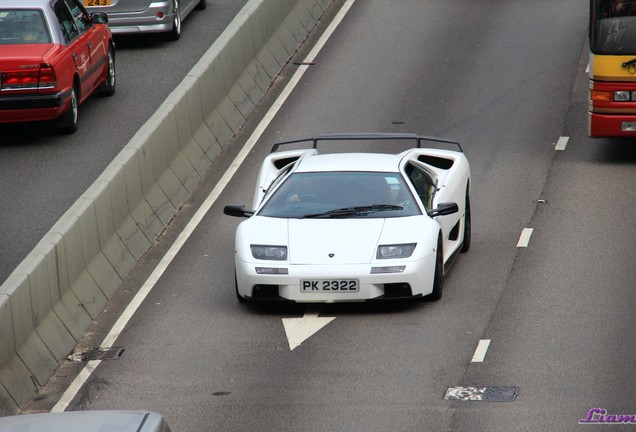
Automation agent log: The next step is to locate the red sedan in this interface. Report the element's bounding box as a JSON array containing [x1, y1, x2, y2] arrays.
[[0, 0, 115, 133]]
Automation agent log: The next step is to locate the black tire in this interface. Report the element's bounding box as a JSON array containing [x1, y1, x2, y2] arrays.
[[235, 273, 247, 303], [460, 187, 471, 253], [57, 85, 78, 134], [195, 0, 207, 10], [427, 236, 444, 301], [166, 0, 181, 41], [98, 45, 116, 96]]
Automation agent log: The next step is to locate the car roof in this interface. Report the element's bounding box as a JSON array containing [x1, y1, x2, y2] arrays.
[[294, 152, 402, 173], [0, 410, 166, 432]]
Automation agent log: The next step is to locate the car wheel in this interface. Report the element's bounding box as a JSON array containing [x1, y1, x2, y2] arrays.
[[98, 45, 116, 96], [195, 0, 207, 10], [426, 236, 444, 301], [57, 85, 78, 134], [166, 0, 181, 41], [460, 187, 471, 253], [235, 273, 247, 303]]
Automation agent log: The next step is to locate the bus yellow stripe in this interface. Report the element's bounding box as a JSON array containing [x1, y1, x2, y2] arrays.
[[590, 54, 636, 80]]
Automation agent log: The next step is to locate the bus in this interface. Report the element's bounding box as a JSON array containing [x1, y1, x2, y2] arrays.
[[589, 0, 636, 137]]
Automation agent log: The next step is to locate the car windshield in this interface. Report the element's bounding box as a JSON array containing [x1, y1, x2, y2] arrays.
[[257, 171, 422, 219], [0, 10, 51, 45]]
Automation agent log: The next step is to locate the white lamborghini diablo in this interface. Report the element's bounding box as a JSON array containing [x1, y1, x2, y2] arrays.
[[224, 133, 471, 303]]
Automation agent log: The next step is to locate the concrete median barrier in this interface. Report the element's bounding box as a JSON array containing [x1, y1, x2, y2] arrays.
[[0, 0, 335, 414]]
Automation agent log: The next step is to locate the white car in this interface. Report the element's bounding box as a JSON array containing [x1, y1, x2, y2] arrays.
[[224, 133, 471, 303], [0, 410, 171, 432]]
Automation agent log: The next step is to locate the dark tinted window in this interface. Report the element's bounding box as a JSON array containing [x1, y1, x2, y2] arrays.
[[405, 164, 436, 211], [258, 172, 420, 219], [65, 0, 92, 33], [54, 0, 79, 43], [591, 0, 636, 53]]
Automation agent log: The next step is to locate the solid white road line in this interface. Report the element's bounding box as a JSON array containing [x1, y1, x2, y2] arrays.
[[51, 0, 357, 413], [516, 228, 534, 248], [471, 339, 491, 363]]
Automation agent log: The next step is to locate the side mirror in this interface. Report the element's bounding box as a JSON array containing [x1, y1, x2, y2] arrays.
[[91, 12, 109, 24], [223, 205, 254, 218], [427, 202, 458, 218]]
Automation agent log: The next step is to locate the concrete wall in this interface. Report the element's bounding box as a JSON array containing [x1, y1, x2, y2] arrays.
[[0, 0, 334, 415]]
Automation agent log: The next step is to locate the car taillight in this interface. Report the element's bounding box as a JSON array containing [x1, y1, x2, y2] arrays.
[[1, 69, 39, 90], [38, 63, 57, 89], [0, 64, 57, 91]]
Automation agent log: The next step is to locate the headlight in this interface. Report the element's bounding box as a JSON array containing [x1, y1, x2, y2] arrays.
[[614, 90, 631, 102], [376, 243, 416, 259], [251, 245, 287, 260]]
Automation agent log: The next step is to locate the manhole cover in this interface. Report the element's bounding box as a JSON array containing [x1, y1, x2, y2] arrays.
[[444, 386, 518, 402], [68, 347, 125, 362]]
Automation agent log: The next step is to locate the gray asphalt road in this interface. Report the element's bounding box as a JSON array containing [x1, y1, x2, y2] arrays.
[[0, 0, 248, 285], [26, 1, 636, 431]]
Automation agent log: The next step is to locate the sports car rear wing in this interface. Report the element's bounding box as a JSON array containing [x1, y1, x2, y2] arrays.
[[270, 133, 463, 153]]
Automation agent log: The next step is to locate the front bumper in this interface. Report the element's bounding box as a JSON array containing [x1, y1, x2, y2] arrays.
[[589, 112, 636, 138], [235, 254, 436, 303]]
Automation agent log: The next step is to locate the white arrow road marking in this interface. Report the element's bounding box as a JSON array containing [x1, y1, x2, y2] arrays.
[[282, 307, 335, 351]]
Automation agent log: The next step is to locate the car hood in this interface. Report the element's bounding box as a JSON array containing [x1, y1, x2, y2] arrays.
[[238, 216, 433, 265], [288, 218, 383, 264]]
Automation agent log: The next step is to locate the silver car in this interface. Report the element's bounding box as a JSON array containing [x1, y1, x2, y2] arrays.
[[84, 0, 206, 40], [0, 410, 171, 432]]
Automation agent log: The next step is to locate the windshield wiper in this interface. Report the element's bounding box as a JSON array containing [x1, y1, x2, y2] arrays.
[[302, 204, 403, 219], [622, 58, 636, 68]]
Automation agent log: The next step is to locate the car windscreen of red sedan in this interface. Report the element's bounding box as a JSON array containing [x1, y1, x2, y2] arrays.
[[0, 0, 115, 134]]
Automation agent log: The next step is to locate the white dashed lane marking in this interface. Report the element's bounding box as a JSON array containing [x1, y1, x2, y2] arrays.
[[471, 339, 491, 363], [555, 136, 569, 151], [517, 228, 534, 248]]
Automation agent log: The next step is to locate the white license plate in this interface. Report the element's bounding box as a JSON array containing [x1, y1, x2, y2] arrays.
[[301, 279, 359, 292], [622, 122, 636, 131]]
